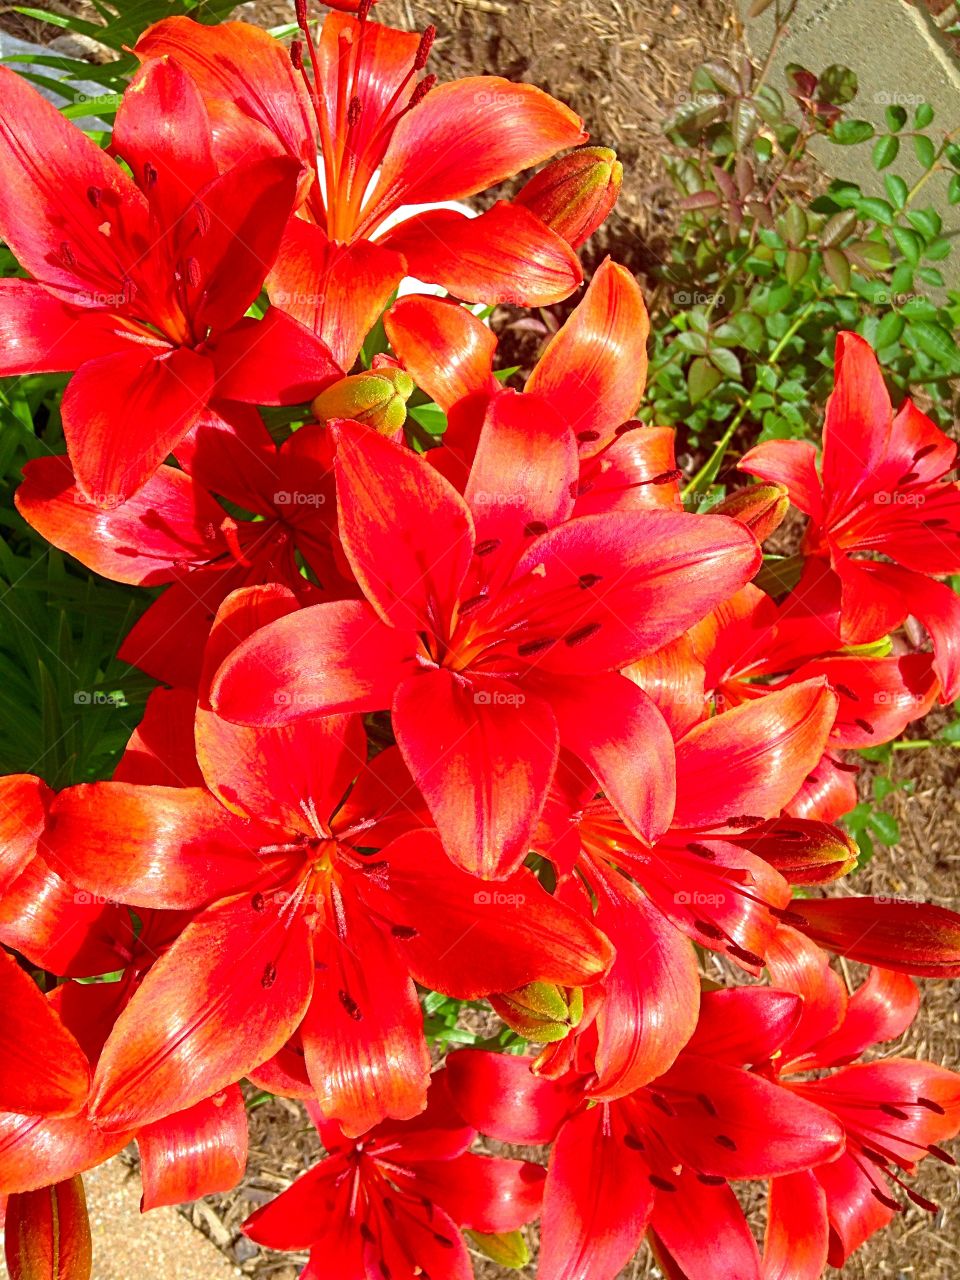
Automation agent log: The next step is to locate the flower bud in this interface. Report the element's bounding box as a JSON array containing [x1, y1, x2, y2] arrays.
[[712, 483, 789, 542], [311, 367, 414, 437], [465, 1230, 530, 1270], [745, 819, 859, 884], [5, 1176, 92, 1280], [489, 981, 584, 1043], [515, 147, 622, 249]]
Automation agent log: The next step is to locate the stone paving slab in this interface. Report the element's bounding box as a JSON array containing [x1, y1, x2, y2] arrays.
[[1, 1155, 242, 1280], [742, 0, 960, 285]]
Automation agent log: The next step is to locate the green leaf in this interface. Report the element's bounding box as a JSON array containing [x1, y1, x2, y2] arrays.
[[708, 347, 742, 379], [830, 119, 874, 145], [913, 134, 936, 169], [784, 248, 809, 285], [913, 102, 934, 129], [675, 330, 709, 355], [884, 104, 907, 132], [884, 173, 909, 209], [820, 208, 858, 247], [924, 237, 952, 262], [949, 173, 960, 205], [687, 357, 722, 404], [732, 99, 761, 149], [822, 247, 852, 291], [875, 312, 905, 348], [855, 196, 895, 226], [907, 208, 942, 239], [866, 810, 900, 846], [819, 64, 858, 106], [871, 134, 899, 170], [891, 226, 923, 266]]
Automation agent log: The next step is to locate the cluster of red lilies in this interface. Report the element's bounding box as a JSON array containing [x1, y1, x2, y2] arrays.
[[1, 3, 960, 1278]]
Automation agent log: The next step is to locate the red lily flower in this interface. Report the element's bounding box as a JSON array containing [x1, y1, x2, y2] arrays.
[[16, 407, 351, 688], [0, 947, 90, 1119], [445, 1004, 845, 1280], [43, 585, 612, 1134], [740, 332, 960, 698], [0, 774, 136, 980], [0, 930, 247, 1211], [210, 406, 759, 880], [384, 258, 665, 502], [0, 57, 339, 506], [631, 578, 939, 821], [135, 4, 587, 364], [531, 680, 839, 1096], [701, 928, 960, 1270], [243, 1072, 545, 1279]]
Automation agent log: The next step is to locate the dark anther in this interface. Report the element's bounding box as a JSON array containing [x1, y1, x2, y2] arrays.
[[291, 40, 304, 70], [433, 1233, 455, 1249], [927, 1144, 956, 1165], [907, 1188, 938, 1214], [143, 161, 158, 187], [391, 924, 418, 939], [714, 1134, 737, 1150], [724, 814, 764, 827], [360, 1224, 375, 1243], [833, 683, 859, 701], [565, 622, 602, 647], [870, 1187, 902, 1212], [409, 74, 437, 109], [913, 444, 938, 462], [854, 718, 875, 735], [652, 469, 683, 485], [87, 186, 101, 207], [347, 95, 362, 127], [648, 1174, 676, 1192], [623, 1134, 645, 1150], [697, 1173, 726, 1186], [339, 989, 363, 1021], [614, 421, 642, 436], [728, 944, 763, 967], [414, 25, 436, 70], [524, 521, 548, 537], [918, 1096, 946, 1115], [698, 1093, 718, 1117], [458, 592, 488, 616], [879, 1103, 909, 1120], [897, 471, 919, 486], [518, 636, 556, 657], [251, 892, 266, 913], [474, 538, 500, 556], [577, 430, 600, 443], [693, 920, 724, 941], [649, 1093, 675, 1117], [261, 962, 278, 989], [687, 842, 716, 860], [578, 573, 603, 589]]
